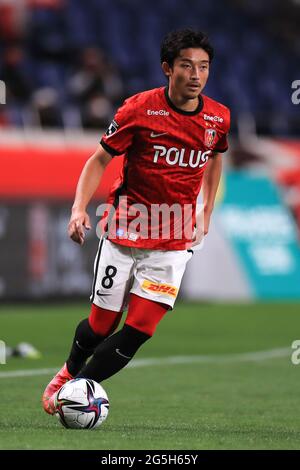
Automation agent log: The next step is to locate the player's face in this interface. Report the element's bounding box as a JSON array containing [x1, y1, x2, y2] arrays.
[[163, 48, 210, 101]]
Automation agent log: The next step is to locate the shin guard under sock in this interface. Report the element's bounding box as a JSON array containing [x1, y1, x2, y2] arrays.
[[66, 318, 105, 376], [76, 324, 150, 382]]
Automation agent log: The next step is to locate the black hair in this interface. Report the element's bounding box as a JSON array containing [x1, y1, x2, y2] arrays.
[[160, 28, 214, 66]]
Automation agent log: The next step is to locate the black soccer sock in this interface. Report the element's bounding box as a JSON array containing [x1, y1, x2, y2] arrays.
[[66, 318, 105, 376], [75, 324, 151, 382]]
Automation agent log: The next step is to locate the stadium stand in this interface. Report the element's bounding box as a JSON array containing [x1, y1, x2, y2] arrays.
[[0, 0, 299, 134]]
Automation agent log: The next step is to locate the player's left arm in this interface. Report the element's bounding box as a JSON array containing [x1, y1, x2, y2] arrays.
[[202, 151, 222, 235]]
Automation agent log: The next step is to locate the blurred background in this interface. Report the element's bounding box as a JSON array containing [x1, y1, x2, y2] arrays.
[[0, 0, 300, 301], [1, 0, 300, 451]]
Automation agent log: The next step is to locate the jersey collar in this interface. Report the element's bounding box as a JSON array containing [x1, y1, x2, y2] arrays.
[[164, 86, 203, 116]]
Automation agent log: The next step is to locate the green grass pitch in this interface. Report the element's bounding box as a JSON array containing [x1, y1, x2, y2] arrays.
[[0, 301, 300, 450]]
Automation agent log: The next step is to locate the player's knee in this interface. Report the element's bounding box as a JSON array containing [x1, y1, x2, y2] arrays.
[[124, 318, 156, 337], [88, 303, 123, 337], [74, 317, 103, 349], [119, 323, 151, 357], [91, 323, 151, 363], [125, 294, 169, 336]]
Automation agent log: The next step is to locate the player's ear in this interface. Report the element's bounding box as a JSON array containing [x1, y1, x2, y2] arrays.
[[161, 61, 172, 78]]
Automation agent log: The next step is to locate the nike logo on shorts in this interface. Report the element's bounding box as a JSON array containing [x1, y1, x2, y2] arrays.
[[96, 290, 111, 297]]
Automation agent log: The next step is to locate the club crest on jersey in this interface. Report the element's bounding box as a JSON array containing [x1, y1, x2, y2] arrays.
[[105, 119, 119, 137], [205, 128, 217, 147]]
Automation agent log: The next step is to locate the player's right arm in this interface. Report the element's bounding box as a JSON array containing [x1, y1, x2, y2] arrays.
[[69, 95, 136, 245], [68, 144, 112, 245]]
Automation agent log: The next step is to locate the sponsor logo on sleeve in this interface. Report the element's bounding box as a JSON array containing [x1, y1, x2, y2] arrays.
[[105, 119, 119, 137]]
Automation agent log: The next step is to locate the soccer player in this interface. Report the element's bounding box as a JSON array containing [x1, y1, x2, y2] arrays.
[[42, 28, 230, 415]]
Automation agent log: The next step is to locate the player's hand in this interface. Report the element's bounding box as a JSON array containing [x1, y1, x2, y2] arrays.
[[191, 205, 212, 247], [68, 209, 92, 245], [191, 229, 203, 247], [203, 206, 212, 236]]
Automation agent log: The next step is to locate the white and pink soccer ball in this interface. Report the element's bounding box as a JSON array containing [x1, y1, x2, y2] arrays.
[[55, 378, 109, 429]]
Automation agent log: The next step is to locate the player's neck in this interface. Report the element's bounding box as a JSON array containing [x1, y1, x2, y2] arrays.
[[167, 87, 200, 112]]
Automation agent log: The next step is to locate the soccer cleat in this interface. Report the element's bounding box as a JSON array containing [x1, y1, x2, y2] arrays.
[[42, 363, 73, 415], [42, 391, 57, 415]]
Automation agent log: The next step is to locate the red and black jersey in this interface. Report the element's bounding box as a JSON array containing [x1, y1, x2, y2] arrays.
[[100, 86, 230, 250]]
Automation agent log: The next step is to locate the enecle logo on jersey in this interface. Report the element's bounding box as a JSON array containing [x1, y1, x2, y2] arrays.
[[204, 113, 223, 123], [147, 109, 170, 116], [153, 145, 211, 168]]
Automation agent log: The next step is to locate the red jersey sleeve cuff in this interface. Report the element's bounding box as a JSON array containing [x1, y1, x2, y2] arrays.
[[100, 139, 122, 156], [213, 146, 228, 153]]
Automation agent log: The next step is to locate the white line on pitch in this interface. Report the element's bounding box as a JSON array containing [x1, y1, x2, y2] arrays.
[[0, 347, 290, 379]]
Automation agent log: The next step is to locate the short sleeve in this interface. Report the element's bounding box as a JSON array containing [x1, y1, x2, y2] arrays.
[[100, 97, 136, 156], [214, 107, 230, 153]]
